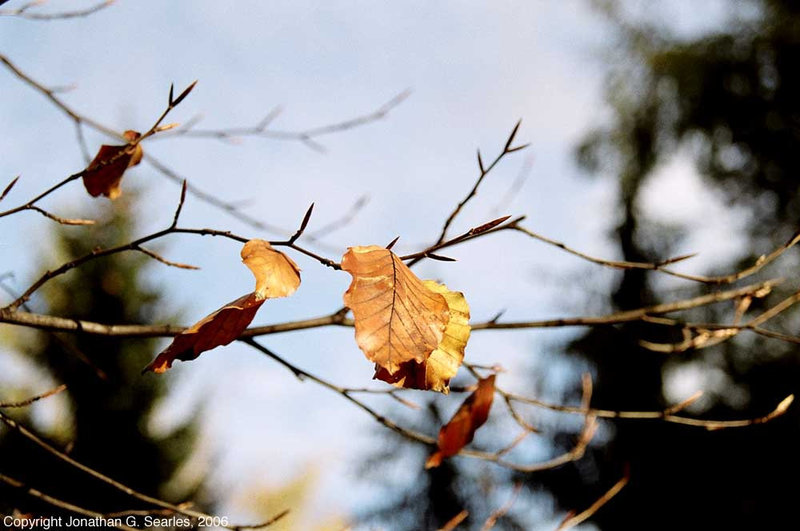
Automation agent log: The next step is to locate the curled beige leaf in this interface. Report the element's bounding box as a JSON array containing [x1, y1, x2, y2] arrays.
[[374, 280, 470, 393], [342, 245, 450, 375], [241, 239, 301, 300]]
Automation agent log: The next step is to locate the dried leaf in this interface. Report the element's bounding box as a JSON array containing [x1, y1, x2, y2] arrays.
[[143, 293, 264, 373], [83, 130, 143, 199], [374, 281, 470, 393], [426, 375, 495, 468], [241, 239, 301, 299], [342, 245, 450, 375]]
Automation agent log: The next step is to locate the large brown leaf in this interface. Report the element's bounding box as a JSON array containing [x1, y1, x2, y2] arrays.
[[425, 375, 496, 468], [241, 239, 301, 300], [342, 246, 450, 375], [143, 293, 264, 373], [373, 280, 470, 393], [83, 130, 143, 200]]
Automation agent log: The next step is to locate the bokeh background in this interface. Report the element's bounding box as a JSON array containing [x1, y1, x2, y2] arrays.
[[2, 1, 799, 529]]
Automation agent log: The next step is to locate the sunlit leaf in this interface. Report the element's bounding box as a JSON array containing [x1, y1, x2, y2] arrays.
[[374, 280, 470, 393], [342, 245, 449, 375], [241, 239, 301, 300]]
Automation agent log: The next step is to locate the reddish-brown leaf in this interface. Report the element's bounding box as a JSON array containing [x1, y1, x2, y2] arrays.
[[241, 239, 301, 299], [342, 245, 450, 375], [143, 293, 264, 373], [83, 130, 143, 200], [426, 375, 496, 468]]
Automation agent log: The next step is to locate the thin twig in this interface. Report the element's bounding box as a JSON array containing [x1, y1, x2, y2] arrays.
[[480, 482, 522, 531], [0, 473, 138, 531], [0, 411, 284, 529], [556, 471, 630, 530], [438, 510, 469, 531], [506, 389, 794, 431], [0, 0, 114, 20], [0, 384, 67, 408], [434, 120, 527, 244], [159, 90, 411, 152]]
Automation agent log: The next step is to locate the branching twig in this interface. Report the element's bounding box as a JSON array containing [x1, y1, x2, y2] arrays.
[[0, 411, 286, 529], [512, 223, 800, 285], [434, 120, 528, 245], [0, 473, 138, 531], [0, 73, 194, 225], [159, 90, 411, 152]]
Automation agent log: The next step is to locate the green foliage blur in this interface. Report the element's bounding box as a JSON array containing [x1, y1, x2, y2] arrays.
[[0, 195, 204, 517]]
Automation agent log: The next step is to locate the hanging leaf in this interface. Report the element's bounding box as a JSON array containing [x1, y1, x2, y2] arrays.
[[143, 293, 264, 373], [241, 239, 301, 299], [342, 245, 450, 375], [83, 130, 143, 199], [144, 239, 302, 373], [374, 280, 470, 393], [426, 375, 496, 468]]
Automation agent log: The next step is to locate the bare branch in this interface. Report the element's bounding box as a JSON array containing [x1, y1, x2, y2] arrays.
[[0, 384, 66, 408], [0, 411, 285, 529], [557, 471, 629, 530], [1, 175, 19, 201], [438, 510, 469, 531], [505, 387, 794, 431], [158, 90, 411, 151], [434, 121, 527, 245], [481, 482, 522, 531], [306, 195, 369, 241], [0, 473, 138, 531], [0, 0, 115, 20]]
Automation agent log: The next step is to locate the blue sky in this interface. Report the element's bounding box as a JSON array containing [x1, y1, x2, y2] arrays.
[[0, 1, 742, 528]]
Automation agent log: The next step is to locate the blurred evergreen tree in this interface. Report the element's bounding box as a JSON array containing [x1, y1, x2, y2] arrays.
[[0, 195, 204, 518], [531, 1, 800, 529]]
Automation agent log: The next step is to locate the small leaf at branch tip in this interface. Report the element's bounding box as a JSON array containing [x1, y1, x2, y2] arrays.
[[426, 253, 456, 262], [477, 149, 485, 173], [172, 80, 198, 107], [469, 215, 512, 235], [155, 122, 180, 133], [776, 394, 795, 415], [659, 253, 698, 266], [504, 120, 522, 150], [299, 203, 315, 232], [506, 143, 530, 154], [385, 236, 400, 250], [61, 218, 96, 226], [168, 83, 174, 105], [1, 175, 20, 202]]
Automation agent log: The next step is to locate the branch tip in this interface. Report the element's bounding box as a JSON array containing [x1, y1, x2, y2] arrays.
[[1, 176, 20, 202], [171, 80, 197, 107], [385, 236, 400, 250]]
